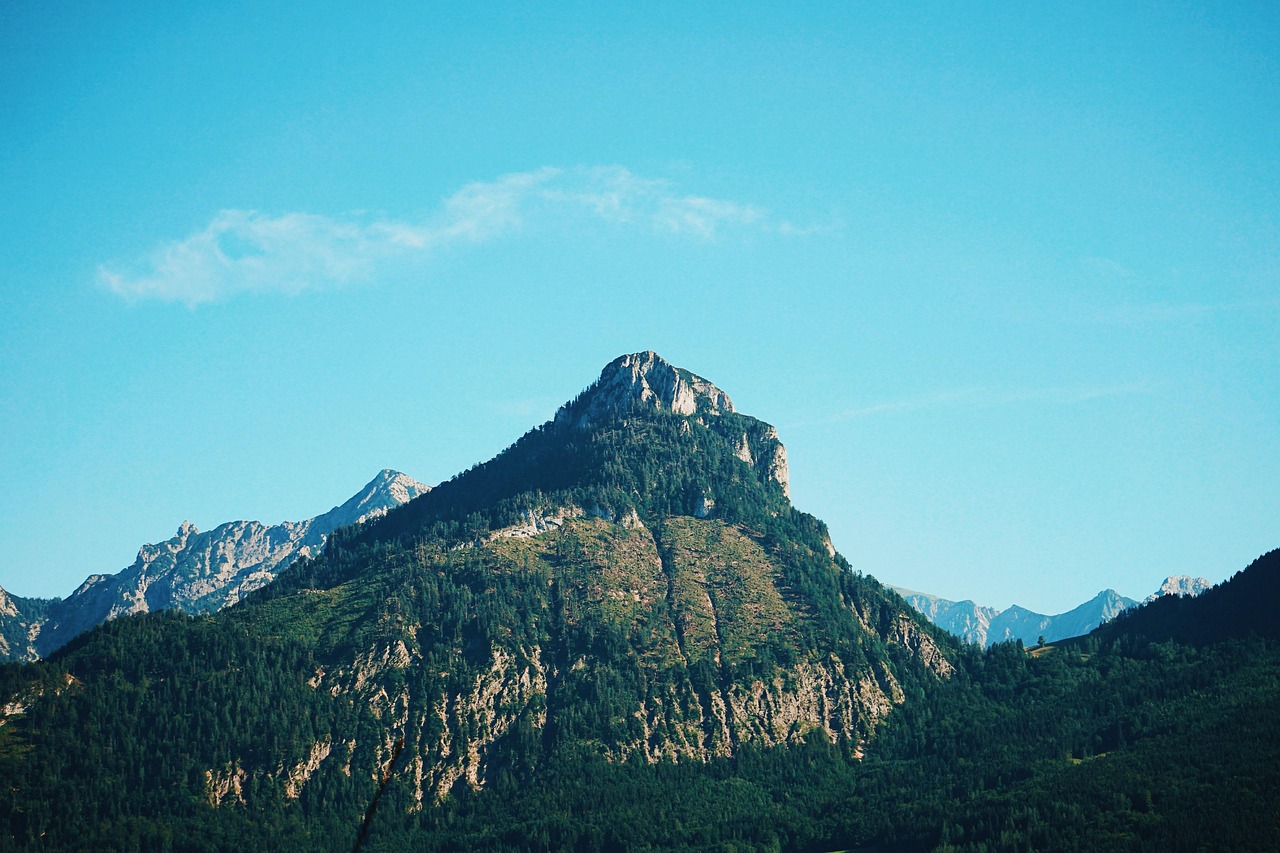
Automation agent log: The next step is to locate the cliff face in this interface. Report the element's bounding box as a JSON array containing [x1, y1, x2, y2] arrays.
[[555, 351, 735, 430], [15, 469, 429, 659], [0, 586, 52, 663], [260, 515, 953, 806]]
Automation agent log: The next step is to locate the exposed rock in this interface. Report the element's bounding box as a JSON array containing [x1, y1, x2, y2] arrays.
[[1, 673, 79, 728], [887, 614, 956, 678], [486, 506, 585, 542], [0, 586, 54, 663], [555, 351, 734, 431], [760, 427, 790, 497], [1147, 575, 1212, 602], [282, 738, 333, 798], [705, 419, 790, 497], [206, 764, 247, 807]]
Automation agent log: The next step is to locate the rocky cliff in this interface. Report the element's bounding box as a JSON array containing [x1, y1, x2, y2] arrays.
[[0, 586, 52, 662]]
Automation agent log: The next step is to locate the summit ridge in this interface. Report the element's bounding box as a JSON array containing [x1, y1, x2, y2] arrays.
[[555, 351, 735, 431]]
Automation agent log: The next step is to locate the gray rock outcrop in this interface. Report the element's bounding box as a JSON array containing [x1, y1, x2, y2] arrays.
[[4, 469, 428, 660]]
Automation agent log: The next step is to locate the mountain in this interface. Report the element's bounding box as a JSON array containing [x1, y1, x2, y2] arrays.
[[0, 352, 956, 850], [896, 575, 1210, 647], [0, 469, 429, 661], [1, 353, 1274, 851]]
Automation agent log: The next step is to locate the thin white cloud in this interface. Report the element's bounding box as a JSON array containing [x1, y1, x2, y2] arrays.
[[98, 166, 788, 305], [787, 383, 1156, 429], [539, 166, 766, 236]]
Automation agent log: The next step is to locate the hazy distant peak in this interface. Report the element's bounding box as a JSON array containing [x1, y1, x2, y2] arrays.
[[895, 578, 1215, 648]]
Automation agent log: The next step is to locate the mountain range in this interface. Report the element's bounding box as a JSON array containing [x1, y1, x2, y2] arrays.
[[0, 469, 428, 662], [0, 352, 1275, 852], [894, 574, 1212, 647]]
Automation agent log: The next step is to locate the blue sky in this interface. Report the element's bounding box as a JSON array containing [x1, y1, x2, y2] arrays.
[[1, 2, 1276, 613]]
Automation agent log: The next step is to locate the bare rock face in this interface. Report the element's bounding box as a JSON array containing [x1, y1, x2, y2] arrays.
[[752, 425, 790, 497], [0, 586, 52, 663], [555, 351, 734, 431], [554, 352, 790, 497], [1146, 575, 1212, 602], [26, 470, 429, 658]]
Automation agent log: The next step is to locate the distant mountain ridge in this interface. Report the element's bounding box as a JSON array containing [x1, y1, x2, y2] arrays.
[[894, 576, 1211, 647], [0, 469, 428, 661]]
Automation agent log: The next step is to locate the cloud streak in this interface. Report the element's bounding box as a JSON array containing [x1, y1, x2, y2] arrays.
[[98, 166, 779, 305]]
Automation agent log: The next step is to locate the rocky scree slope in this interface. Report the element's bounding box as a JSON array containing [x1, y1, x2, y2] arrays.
[[0, 352, 958, 847], [0, 469, 428, 661]]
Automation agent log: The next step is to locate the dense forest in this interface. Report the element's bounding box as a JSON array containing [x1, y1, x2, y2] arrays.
[[4, 569, 1275, 851]]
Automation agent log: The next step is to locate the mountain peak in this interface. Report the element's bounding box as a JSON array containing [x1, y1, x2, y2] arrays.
[[555, 351, 735, 431], [1147, 574, 1212, 602], [319, 469, 430, 530]]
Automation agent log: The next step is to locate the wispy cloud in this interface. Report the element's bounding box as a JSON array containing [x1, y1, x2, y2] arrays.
[[787, 382, 1156, 429], [98, 166, 791, 305]]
